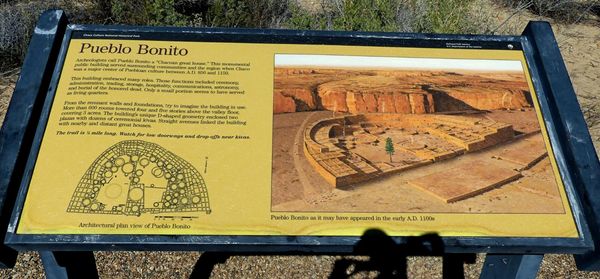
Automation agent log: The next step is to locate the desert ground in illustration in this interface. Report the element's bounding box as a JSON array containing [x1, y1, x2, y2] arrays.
[[271, 64, 565, 214]]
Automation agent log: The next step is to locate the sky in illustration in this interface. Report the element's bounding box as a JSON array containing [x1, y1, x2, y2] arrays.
[[275, 54, 524, 72]]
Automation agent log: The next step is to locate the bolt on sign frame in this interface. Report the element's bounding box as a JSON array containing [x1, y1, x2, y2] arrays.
[[1, 9, 599, 276]]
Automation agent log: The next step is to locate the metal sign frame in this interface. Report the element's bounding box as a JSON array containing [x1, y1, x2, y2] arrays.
[[1, 11, 599, 266]]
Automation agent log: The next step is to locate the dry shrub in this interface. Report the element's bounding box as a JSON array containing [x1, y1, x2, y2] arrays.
[[286, 0, 401, 31], [286, 0, 501, 34], [192, 0, 291, 28], [0, 0, 545, 72], [494, 0, 600, 23], [0, 0, 61, 70]]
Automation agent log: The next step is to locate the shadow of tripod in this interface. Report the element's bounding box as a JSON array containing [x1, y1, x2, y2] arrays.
[[189, 229, 475, 279]]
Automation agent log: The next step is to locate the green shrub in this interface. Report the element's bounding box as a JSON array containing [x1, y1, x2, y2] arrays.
[[204, 0, 251, 27], [286, 0, 494, 34], [173, 0, 209, 16], [109, 0, 188, 26], [109, 0, 147, 24], [146, 0, 188, 26], [199, 0, 289, 28], [412, 0, 474, 34], [285, 2, 330, 30], [287, 0, 400, 32], [332, 0, 399, 32]]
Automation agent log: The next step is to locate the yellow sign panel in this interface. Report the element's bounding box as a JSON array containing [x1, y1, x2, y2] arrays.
[[16, 38, 578, 238]]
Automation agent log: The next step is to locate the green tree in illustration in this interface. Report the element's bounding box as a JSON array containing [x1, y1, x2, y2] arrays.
[[385, 137, 395, 163]]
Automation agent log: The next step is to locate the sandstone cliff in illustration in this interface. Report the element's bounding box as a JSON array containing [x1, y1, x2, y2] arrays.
[[273, 68, 531, 114]]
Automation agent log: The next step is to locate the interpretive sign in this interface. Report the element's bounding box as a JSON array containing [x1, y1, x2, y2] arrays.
[[3, 20, 599, 256], [16, 36, 575, 238]]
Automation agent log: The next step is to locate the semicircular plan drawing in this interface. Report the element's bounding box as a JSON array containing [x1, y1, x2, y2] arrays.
[[66, 140, 211, 216]]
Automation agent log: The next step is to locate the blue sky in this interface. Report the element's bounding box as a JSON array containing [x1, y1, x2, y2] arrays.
[[275, 54, 524, 72]]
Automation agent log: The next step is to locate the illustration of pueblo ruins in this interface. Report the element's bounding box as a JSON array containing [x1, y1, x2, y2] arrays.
[[271, 54, 565, 213]]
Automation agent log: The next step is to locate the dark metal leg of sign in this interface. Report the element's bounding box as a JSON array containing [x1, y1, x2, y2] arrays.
[[479, 254, 543, 279], [40, 251, 98, 279], [0, 246, 17, 268], [189, 252, 231, 279], [0, 9, 69, 268], [40, 251, 67, 279], [443, 254, 475, 279]]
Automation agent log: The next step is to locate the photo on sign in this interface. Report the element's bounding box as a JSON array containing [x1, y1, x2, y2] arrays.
[[271, 53, 565, 214]]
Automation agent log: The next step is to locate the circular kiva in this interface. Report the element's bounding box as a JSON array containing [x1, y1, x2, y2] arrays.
[[82, 198, 91, 206], [131, 155, 139, 162], [103, 183, 123, 199], [114, 156, 126, 167], [192, 196, 201, 204], [104, 162, 112, 168], [90, 203, 99, 210], [129, 187, 144, 201], [181, 197, 188, 204], [122, 163, 134, 174], [131, 205, 140, 212], [151, 167, 163, 177], [103, 170, 112, 178], [135, 169, 143, 176], [139, 158, 150, 167]]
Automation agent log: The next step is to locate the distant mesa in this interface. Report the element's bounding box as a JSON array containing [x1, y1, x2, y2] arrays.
[[273, 68, 532, 114]]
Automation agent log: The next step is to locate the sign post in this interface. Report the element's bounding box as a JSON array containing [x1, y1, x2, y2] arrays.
[[521, 22, 600, 271], [0, 9, 68, 268]]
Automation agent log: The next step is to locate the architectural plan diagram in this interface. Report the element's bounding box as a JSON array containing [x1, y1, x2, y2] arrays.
[[67, 140, 211, 216]]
